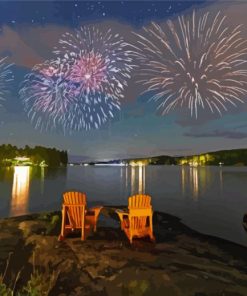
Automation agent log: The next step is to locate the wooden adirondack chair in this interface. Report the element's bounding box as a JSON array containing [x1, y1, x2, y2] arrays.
[[116, 194, 155, 244], [58, 191, 102, 241]]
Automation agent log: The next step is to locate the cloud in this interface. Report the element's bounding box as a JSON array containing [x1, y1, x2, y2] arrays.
[[0, 24, 78, 68], [184, 129, 247, 139], [0, 26, 43, 68]]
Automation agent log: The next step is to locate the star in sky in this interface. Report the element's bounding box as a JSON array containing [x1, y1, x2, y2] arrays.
[[0, 1, 208, 27]]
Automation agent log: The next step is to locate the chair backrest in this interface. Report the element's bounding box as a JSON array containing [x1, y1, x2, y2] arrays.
[[63, 191, 86, 228], [128, 194, 152, 231], [128, 194, 152, 209], [63, 191, 86, 205]]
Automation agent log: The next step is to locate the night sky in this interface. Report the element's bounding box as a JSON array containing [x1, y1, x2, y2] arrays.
[[1, 0, 247, 161]]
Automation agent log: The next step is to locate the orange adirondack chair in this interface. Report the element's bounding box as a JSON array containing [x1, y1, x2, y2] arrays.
[[116, 194, 155, 244], [58, 191, 102, 241]]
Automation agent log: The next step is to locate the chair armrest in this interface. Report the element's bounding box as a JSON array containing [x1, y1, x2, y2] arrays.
[[115, 209, 129, 222], [115, 209, 128, 214], [86, 206, 103, 217], [88, 206, 103, 211]]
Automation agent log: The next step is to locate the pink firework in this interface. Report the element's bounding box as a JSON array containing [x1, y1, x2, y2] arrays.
[[20, 26, 136, 132], [53, 25, 135, 101], [70, 52, 107, 93], [19, 58, 121, 132]]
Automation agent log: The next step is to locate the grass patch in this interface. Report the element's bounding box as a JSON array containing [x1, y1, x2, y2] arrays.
[[0, 252, 59, 296]]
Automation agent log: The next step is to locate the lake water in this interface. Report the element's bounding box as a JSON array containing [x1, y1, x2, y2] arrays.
[[1, 165, 247, 246]]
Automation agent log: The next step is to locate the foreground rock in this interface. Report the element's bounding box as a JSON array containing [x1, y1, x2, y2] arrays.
[[0, 207, 247, 295]]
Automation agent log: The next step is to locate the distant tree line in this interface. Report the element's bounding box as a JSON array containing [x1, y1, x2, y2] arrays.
[[178, 149, 247, 166], [122, 149, 247, 166], [0, 144, 68, 167], [148, 155, 182, 165]]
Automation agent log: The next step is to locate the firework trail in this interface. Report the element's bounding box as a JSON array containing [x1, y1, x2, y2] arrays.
[[20, 26, 135, 132], [0, 57, 13, 104], [133, 11, 247, 117]]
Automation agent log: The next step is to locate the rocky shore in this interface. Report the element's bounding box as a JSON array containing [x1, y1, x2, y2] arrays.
[[1, 207, 247, 295]]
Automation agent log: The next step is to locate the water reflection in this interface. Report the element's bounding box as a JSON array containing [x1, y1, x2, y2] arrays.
[[219, 168, 223, 193], [181, 166, 203, 200], [130, 165, 146, 195], [40, 167, 45, 195], [181, 166, 186, 196], [125, 167, 128, 188], [181, 166, 224, 200], [10, 166, 30, 216], [131, 166, 136, 195], [190, 167, 199, 200]]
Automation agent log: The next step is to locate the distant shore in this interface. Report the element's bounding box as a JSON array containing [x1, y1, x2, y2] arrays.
[[1, 207, 247, 295], [71, 148, 247, 167]]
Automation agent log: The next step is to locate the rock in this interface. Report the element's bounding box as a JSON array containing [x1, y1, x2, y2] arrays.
[[0, 208, 247, 296], [163, 273, 171, 282]]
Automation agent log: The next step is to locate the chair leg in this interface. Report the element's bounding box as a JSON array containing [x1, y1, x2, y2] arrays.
[[81, 211, 85, 241], [94, 209, 99, 232], [81, 228, 85, 241], [93, 216, 97, 232], [129, 226, 133, 244], [92, 207, 102, 232], [58, 207, 66, 241], [149, 215, 154, 241]]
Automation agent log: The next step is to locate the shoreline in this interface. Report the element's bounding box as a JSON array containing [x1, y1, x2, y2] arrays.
[[1, 207, 247, 295]]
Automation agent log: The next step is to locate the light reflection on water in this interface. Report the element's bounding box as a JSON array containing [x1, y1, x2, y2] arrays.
[[10, 166, 30, 216], [190, 167, 199, 200], [129, 165, 146, 195], [181, 166, 222, 200], [40, 167, 45, 195]]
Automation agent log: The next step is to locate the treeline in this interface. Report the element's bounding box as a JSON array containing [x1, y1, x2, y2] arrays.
[[0, 144, 68, 167], [122, 155, 181, 165], [170, 149, 247, 166], [183, 149, 247, 166], [149, 155, 182, 165], [123, 148, 247, 166]]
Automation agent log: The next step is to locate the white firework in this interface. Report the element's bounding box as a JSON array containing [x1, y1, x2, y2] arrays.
[[133, 10, 247, 117], [0, 57, 13, 104]]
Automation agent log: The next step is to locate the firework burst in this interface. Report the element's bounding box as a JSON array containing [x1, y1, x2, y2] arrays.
[[53, 26, 135, 124], [19, 59, 121, 132], [20, 60, 74, 131], [134, 11, 247, 117], [20, 26, 135, 132], [53, 26, 134, 101], [0, 57, 13, 104]]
